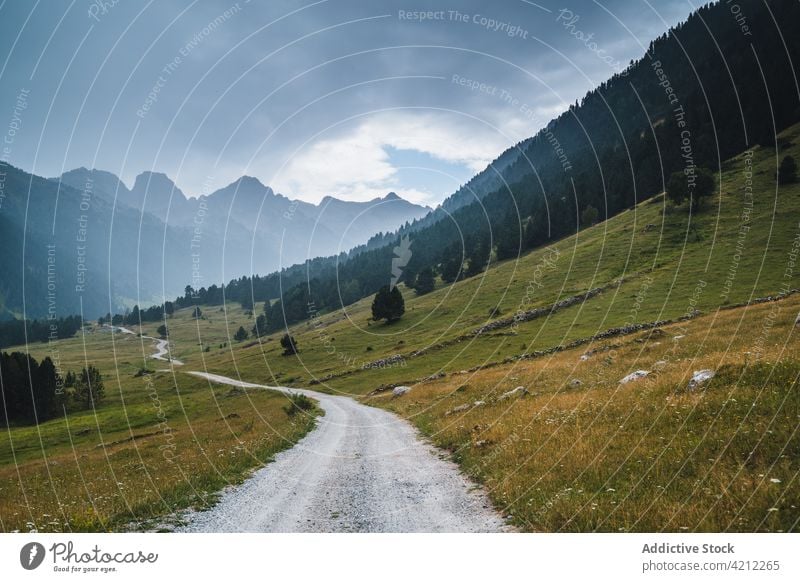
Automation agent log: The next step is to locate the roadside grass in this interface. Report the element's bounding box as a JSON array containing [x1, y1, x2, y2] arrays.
[[0, 372, 318, 532], [371, 295, 800, 532]]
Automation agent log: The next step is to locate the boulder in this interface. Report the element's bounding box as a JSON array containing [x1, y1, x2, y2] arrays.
[[568, 379, 582, 388], [392, 386, 411, 397], [499, 386, 529, 400], [619, 370, 650, 384], [687, 369, 715, 391], [445, 403, 471, 416]]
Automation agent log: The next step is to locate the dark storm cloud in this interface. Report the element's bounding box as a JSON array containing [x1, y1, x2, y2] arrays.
[[0, 0, 690, 204]]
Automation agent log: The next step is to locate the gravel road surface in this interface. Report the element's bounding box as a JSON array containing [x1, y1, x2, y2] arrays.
[[180, 371, 510, 532]]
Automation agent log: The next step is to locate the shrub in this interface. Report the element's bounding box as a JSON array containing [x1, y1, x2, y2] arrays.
[[283, 393, 314, 417]]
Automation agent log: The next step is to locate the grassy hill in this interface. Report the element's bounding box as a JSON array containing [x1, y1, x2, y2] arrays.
[[4, 124, 800, 531], [160, 124, 800, 395]]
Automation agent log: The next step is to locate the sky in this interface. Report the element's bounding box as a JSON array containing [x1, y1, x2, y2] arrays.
[[0, 0, 692, 205]]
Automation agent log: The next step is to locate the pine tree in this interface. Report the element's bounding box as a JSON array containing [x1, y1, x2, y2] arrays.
[[495, 213, 521, 261], [372, 285, 405, 322], [234, 326, 249, 342], [414, 267, 436, 295], [778, 155, 797, 185], [280, 334, 298, 355], [252, 314, 267, 337], [580, 205, 599, 228], [440, 242, 463, 283], [74, 365, 104, 410], [667, 167, 715, 211], [465, 233, 491, 277]]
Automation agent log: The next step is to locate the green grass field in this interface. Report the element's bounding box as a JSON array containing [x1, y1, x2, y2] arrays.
[[0, 329, 319, 532], [2, 124, 800, 531]]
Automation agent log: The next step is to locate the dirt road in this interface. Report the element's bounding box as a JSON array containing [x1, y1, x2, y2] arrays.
[[180, 371, 510, 532]]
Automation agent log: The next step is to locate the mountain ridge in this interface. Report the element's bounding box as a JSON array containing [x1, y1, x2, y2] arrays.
[[0, 164, 431, 318]]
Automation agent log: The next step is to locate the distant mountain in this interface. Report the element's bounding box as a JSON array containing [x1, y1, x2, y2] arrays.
[[0, 165, 430, 318], [57, 168, 429, 262], [2, 163, 189, 320]]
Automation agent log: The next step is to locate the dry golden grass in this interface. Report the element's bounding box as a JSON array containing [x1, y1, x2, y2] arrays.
[[372, 294, 800, 532], [0, 373, 318, 532]]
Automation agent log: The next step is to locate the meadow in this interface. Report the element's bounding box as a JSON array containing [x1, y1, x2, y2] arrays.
[[0, 329, 318, 532]]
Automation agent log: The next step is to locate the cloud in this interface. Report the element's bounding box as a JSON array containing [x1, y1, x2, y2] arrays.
[[272, 111, 513, 204]]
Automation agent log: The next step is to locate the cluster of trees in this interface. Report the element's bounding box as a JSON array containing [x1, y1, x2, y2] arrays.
[[0, 316, 84, 349], [0, 352, 61, 424], [65, 365, 105, 411], [0, 353, 104, 426], [98, 302, 174, 328], [666, 168, 716, 211]]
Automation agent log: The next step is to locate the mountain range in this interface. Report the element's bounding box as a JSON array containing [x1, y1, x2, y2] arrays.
[[0, 163, 428, 320]]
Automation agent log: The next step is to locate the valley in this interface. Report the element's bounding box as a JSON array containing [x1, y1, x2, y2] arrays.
[[3, 124, 799, 532]]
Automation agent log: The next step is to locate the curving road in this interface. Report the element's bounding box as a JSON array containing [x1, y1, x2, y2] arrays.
[[107, 325, 183, 365], [180, 371, 510, 533]]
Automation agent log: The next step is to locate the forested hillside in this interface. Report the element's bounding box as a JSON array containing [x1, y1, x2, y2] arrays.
[[201, 0, 800, 331]]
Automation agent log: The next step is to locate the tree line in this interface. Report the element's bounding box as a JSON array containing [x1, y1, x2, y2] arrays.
[[0, 315, 84, 350], [0, 351, 105, 426]]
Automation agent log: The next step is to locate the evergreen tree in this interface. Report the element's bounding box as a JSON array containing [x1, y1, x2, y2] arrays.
[[75, 365, 104, 410], [778, 155, 797, 184], [157, 324, 168, 338], [465, 233, 491, 277], [372, 285, 405, 322], [495, 213, 521, 261], [414, 267, 436, 295], [252, 314, 267, 338], [0, 352, 61, 425], [280, 334, 298, 355], [192, 306, 202, 319], [234, 326, 249, 342], [580, 205, 599, 228], [33, 357, 61, 423], [440, 242, 463, 283], [666, 167, 715, 211]]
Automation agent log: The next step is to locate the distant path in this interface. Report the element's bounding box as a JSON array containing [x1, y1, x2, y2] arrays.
[[179, 371, 510, 532], [106, 325, 184, 365]]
